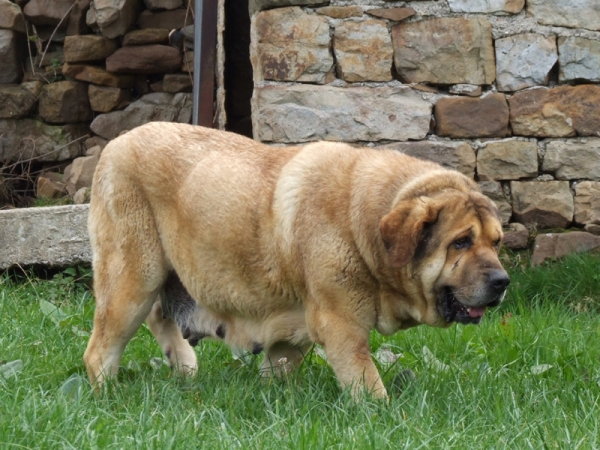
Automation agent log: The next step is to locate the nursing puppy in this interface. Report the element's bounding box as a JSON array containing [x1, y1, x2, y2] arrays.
[[84, 122, 509, 399]]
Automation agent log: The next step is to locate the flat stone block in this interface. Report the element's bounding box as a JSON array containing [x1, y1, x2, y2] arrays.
[[558, 37, 600, 83], [448, 0, 524, 14], [334, 19, 393, 82], [249, 0, 329, 14], [254, 7, 333, 84], [511, 180, 574, 228], [574, 181, 600, 225], [253, 85, 432, 143], [495, 33, 557, 92], [435, 94, 509, 139], [0, 205, 91, 269], [382, 140, 476, 178], [532, 232, 600, 266], [509, 85, 600, 138], [542, 138, 600, 181], [477, 139, 538, 181], [392, 17, 495, 85], [528, 0, 600, 32], [478, 180, 513, 225]]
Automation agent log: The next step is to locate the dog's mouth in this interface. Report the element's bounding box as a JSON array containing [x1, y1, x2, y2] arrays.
[[439, 287, 486, 325]]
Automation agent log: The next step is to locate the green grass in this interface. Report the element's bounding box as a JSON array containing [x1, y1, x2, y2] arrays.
[[1, 254, 600, 449], [31, 196, 73, 208]]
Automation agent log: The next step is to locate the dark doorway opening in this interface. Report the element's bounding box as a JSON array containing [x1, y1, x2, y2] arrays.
[[223, 0, 253, 138]]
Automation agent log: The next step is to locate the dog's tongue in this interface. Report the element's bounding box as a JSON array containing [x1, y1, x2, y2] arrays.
[[467, 307, 486, 318]]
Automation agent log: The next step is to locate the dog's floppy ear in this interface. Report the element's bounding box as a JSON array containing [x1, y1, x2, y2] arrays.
[[379, 197, 440, 268]]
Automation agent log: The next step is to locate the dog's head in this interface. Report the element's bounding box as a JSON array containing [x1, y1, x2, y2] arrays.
[[380, 179, 509, 327]]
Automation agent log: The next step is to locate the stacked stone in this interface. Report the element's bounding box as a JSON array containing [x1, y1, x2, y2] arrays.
[[249, 0, 600, 249], [0, 0, 194, 203]]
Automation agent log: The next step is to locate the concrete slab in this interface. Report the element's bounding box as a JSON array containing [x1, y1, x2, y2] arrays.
[[0, 205, 91, 269]]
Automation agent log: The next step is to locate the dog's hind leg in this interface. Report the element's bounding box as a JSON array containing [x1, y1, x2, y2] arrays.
[[84, 265, 161, 387], [84, 179, 168, 388], [145, 300, 198, 376]]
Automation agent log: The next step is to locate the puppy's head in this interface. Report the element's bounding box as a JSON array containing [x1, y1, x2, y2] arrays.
[[380, 185, 509, 327]]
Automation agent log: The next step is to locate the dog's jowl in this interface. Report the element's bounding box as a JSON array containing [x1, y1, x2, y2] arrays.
[[84, 122, 509, 399]]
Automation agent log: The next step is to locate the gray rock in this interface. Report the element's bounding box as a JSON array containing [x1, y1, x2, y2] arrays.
[[73, 187, 92, 204], [334, 19, 393, 82], [448, 0, 524, 14], [63, 35, 118, 63], [0, 29, 26, 84], [558, 37, 600, 83], [106, 44, 182, 73], [508, 85, 600, 138], [532, 232, 600, 266], [448, 84, 482, 97], [434, 94, 510, 139], [162, 73, 193, 93], [123, 28, 170, 46], [495, 34, 557, 92], [316, 6, 363, 18], [85, 145, 102, 157], [478, 181, 512, 225], [62, 63, 135, 88], [249, 0, 329, 14], [0, 205, 91, 269], [0, 83, 37, 119], [64, 155, 100, 196], [382, 140, 476, 178], [585, 224, 600, 236], [511, 180, 574, 228], [0, 119, 88, 163], [542, 139, 600, 180], [181, 50, 194, 72], [0, 0, 26, 32], [528, 0, 600, 32], [392, 17, 495, 85], [37, 174, 67, 199], [503, 222, 529, 249], [23, 0, 73, 26], [574, 181, 600, 225], [65, 0, 92, 36], [253, 85, 432, 143], [90, 92, 192, 139], [85, 136, 108, 151], [366, 7, 415, 21], [143, 0, 182, 10], [254, 7, 333, 84], [137, 9, 193, 30], [88, 85, 131, 113], [86, 0, 142, 39], [477, 140, 538, 181], [38, 81, 93, 124]]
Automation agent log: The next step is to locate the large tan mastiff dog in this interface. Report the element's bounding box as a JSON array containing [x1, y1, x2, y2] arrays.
[[84, 122, 509, 399]]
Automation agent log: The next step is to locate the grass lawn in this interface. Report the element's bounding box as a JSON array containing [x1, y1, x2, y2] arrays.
[[1, 252, 600, 449]]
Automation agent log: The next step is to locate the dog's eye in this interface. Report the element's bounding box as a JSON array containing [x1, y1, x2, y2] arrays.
[[452, 236, 472, 250], [493, 238, 501, 249]]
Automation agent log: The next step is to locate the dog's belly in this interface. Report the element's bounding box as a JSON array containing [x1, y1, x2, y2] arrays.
[[162, 271, 309, 353]]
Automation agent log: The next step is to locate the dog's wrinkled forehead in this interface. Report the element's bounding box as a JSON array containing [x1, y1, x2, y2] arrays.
[[420, 191, 502, 255], [442, 191, 501, 232]]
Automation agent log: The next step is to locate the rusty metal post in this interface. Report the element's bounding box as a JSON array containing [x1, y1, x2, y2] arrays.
[[193, 0, 219, 127]]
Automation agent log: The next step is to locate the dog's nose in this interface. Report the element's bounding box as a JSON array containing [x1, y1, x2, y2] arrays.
[[488, 270, 510, 293]]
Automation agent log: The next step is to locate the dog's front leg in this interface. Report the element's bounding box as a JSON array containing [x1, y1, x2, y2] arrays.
[[307, 307, 387, 400]]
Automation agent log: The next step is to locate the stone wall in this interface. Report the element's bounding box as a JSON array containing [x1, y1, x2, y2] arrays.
[[0, 0, 225, 205], [2, 0, 600, 246], [249, 0, 600, 242]]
